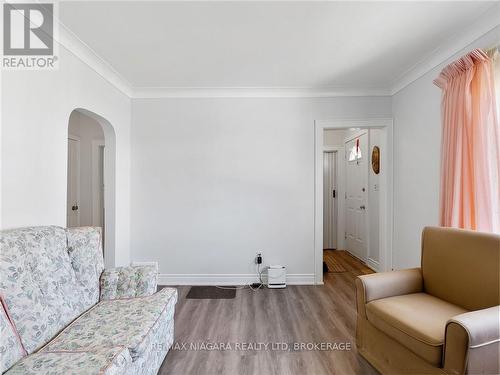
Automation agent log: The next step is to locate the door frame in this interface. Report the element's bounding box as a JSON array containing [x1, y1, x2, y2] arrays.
[[67, 134, 81, 227], [91, 140, 105, 227], [314, 118, 394, 284]]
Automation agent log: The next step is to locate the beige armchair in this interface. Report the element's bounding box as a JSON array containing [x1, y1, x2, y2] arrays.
[[356, 227, 499, 374]]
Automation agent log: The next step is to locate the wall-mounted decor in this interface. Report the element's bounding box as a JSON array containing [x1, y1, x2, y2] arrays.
[[371, 146, 380, 174], [348, 138, 363, 161]]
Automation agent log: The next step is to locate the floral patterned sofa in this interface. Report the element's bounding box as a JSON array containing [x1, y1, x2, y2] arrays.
[[0, 226, 177, 374]]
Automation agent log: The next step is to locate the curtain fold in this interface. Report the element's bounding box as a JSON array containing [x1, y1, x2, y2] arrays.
[[434, 48, 500, 233]]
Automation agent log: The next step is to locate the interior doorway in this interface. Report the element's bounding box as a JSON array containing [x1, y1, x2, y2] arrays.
[[67, 110, 106, 242], [322, 129, 378, 267], [315, 119, 393, 284], [67, 108, 116, 267]]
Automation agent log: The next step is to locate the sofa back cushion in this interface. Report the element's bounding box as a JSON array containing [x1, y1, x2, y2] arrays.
[[66, 227, 105, 310], [421, 226, 500, 311], [0, 226, 88, 354]]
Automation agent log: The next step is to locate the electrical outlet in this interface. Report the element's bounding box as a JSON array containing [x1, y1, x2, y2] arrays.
[[255, 252, 263, 264]]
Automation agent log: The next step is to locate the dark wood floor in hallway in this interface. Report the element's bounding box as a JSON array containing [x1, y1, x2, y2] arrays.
[[159, 250, 377, 375]]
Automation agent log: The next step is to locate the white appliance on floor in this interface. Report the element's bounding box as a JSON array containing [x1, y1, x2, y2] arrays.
[[267, 265, 286, 288]]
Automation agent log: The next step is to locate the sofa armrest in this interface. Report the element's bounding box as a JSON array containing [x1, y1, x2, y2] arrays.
[[443, 306, 500, 375], [100, 265, 158, 301], [355, 268, 423, 318]]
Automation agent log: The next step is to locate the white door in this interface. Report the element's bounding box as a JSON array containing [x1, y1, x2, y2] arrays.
[[67, 137, 80, 227], [345, 132, 368, 261], [323, 151, 337, 249]]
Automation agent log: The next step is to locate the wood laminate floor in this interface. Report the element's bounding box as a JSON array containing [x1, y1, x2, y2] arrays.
[[159, 251, 377, 375], [323, 250, 374, 275]]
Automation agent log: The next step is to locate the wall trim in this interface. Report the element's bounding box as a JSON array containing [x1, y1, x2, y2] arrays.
[[157, 273, 315, 286], [366, 258, 379, 272], [131, 87, 391, 99], [390, 3, 500, 95]]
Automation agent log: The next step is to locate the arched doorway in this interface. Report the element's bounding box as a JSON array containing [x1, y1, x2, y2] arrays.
[[67, 108, 116, 267]]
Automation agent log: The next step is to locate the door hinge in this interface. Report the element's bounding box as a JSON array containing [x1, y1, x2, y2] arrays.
[[345, 232, 347, 240], [332, 189, 336, 198]]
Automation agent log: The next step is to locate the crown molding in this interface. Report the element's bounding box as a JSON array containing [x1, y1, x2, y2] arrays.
[[390, 3, 500, 95], [55, 20, 134, 98], [131, 86, 391, 99]]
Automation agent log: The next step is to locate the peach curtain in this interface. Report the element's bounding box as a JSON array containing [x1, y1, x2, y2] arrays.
[[434, 49, 499, 233]]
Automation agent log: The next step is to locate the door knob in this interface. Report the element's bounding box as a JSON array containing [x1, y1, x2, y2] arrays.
[[360, 205, 366, 210]]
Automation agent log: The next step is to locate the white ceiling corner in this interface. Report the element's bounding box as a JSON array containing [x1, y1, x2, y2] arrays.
[[390, 2, 500, 95], [56, 20, 134, 98]]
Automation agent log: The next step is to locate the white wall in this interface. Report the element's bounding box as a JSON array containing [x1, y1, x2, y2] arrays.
[[392, 25, 500, 269], [68, 111, 105, 227], [131, 97, 391, 283], [1, 45, 131, 266]]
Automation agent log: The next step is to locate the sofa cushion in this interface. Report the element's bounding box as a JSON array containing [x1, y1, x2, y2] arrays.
[[0, 226, 87, 354], [366, 292, 467, 366], [66, 227, 105, 310], [4, 347, 131, 375], [0, 301, 26, 373], [100, 265, 158, 301], [42, 288, 177, 362]]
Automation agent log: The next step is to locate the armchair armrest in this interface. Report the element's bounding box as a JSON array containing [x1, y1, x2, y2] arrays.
[[100, 264, 158, 301], [444, 306, 500, 375], [355, 268, 423, 318]]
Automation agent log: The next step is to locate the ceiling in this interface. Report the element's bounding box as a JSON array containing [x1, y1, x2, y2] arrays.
[[59, 1, 498, 92]]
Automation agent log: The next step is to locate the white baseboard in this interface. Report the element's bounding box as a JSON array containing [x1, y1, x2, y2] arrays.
[[366, 258, 380, 272], [157, 273, 315, 286]]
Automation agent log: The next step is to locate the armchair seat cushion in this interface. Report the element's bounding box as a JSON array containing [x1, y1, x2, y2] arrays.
[[42, 288, 177, 362], [366, 292, 467, 366]]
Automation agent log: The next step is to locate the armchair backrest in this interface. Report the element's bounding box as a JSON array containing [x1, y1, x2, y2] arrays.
[[421, 226, 500, 311]]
